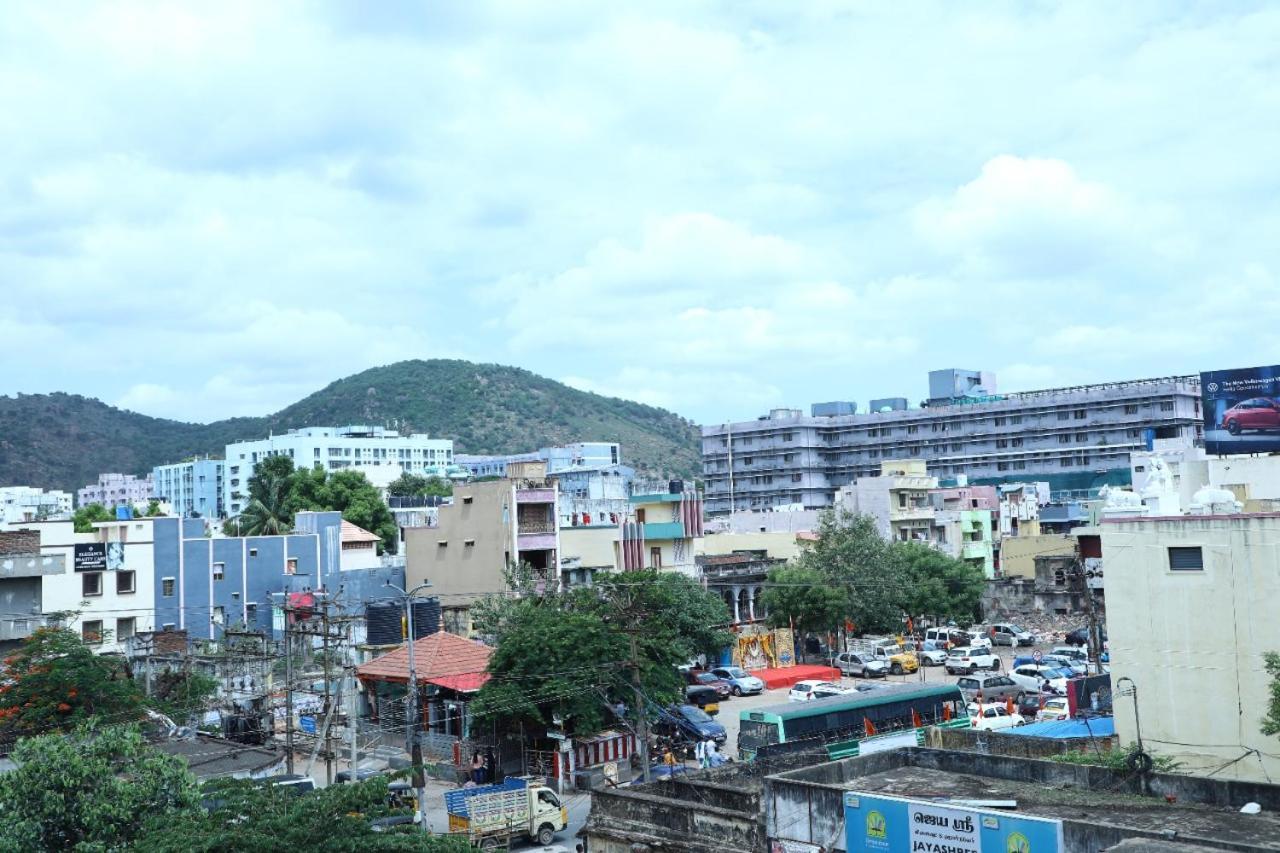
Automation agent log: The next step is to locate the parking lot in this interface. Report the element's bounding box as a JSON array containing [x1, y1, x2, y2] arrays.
[[708, 640, 1060, 755]]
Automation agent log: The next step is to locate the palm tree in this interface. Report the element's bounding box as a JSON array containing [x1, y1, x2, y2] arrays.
[[236, 475, 292, 536]]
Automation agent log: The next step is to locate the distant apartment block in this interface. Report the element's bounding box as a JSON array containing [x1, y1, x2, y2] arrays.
[[152, 458, 224, 519], [223, 425, 454, 517], [457, 442, 622, 479], [702, 371, 1202, 513], [78, 473, 154, 510], [0, 486, 73, 523]]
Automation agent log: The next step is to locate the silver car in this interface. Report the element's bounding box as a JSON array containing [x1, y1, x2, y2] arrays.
[[830, 651, 889, 679], [955, 673, 1024, 704]]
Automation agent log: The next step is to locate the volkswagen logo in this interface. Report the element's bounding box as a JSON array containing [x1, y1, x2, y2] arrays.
[[1207, 382, 1219, 392]]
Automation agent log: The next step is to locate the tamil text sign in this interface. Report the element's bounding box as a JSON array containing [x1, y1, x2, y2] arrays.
[[1202, 365, 1280, 456], [845, 792, 1062, 853]]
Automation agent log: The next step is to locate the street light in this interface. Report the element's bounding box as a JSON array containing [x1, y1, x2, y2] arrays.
[[385, 580, 432, 831]]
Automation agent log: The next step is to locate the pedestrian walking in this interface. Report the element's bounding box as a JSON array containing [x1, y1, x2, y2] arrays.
[[694, 738, 707, 768]]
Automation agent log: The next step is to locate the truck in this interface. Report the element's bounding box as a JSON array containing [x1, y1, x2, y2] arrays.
[[848, 637, 919, 675], [444, 776, 567, 848]]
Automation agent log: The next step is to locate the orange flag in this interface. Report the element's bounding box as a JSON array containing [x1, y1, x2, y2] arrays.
[[1006, 696, 1015, 715], [912, 709, 923, 729], [863, 717, 877, 737], [942, 705, 952, 722]]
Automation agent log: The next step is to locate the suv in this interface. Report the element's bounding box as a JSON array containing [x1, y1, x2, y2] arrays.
[[989, 623, 1034, 647], [709, 666, 765, 696], [945, 646, 1000, 675], [830, 651, 888, 679], [955, 673, 1022, 704]]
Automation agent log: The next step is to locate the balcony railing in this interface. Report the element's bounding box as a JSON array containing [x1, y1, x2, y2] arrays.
[[517, 521, 556, 535]]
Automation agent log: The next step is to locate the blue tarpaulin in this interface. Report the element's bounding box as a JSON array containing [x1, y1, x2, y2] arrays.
[[1004, 717, 1115, 739]]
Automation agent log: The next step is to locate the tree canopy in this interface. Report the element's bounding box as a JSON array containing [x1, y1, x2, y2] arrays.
[[471, 569, 731, 737], [387, 473, 453, 498], [72, 502, 114, 532], [0, 627, 146, 742], [0, 723, 199, 852], [794, 509, 907, 635], [894, 541, 986, 624], [760, 565, 848, 654], [1263, 651, 1280, 738]]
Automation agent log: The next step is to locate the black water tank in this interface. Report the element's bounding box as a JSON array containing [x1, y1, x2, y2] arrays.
[[668, 479, 684, 495], [365, 602, 404, 647], [410, 597, 441, 638]]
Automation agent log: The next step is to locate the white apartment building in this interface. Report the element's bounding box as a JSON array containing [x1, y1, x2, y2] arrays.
[[3, 517, 156, 654], [78, 473, 154, 510], [0, 486, 73, 523], [224, 425, 454, 517]]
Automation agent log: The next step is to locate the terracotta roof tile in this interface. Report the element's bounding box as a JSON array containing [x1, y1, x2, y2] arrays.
[[356, 631, 492, 692], [341, 520, 381, 544]]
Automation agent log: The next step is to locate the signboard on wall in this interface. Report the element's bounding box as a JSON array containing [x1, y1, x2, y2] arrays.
[[844, 792, 1062, 853], [73, 542, 124, 572], [1202, 365, 1280, 456]]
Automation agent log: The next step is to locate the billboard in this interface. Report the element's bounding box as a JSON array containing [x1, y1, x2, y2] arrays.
[[73, 542, 125, 572], [844, 792, 1062, 853], [1202, 365, 1280, 456]]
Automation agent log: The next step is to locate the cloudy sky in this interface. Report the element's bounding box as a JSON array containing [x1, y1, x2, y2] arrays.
[[4, 2, 1279, 426]]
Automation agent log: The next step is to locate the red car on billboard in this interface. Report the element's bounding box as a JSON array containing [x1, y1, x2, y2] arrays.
[[1221, 397, 1280, 434]]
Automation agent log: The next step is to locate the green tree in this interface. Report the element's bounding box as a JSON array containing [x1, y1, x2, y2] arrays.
[[422, 476, 453, 498], [1263, 651, 1280, 737], [471, 570, 731, 736], [72, 502, 114, 532], [894, 541, 986, 624], [236, 472, 294, 536], [149, 669, 219, 724], [796, 509, 906, 635], [387, 472, 429, 496], [0, 723, 199, 852], [0, 627, 146, 741], [310, 470, 399, 554], [144, 498, 164, 517], [248, 454, 297, 506], [133, 776, 469, 852], [760, 566, 848, 661]]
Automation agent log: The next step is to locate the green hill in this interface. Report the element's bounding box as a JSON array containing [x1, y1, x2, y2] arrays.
[[0, 360, 701, 494]]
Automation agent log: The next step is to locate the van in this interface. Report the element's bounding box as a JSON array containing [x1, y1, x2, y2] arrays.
[[924, 627, 968, 649], [989, 623, 1034, 647]]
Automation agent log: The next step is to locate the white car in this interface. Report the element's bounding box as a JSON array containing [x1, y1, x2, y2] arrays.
[[1008, 664, 1070, 696], [788, 680, 843, 702], [965, 631, 994, 651], [1049, 647, 1096, 675], [968, 703, 1025, 731], [945, 646, 1000, 675], [914, 646, 948, 667], [811, 683, 857, 700], [1036, 696, 1071, 722]]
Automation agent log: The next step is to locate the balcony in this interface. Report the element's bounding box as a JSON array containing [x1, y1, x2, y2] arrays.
[[962, 542, 990, 560], [515, 485, 556, 504], [517, 532, 557, 551], [0, 553, 66, 578], [517, 520, 556, 535], [0, 615, 51, 642], [642, 521, 686, 540], [889, 506, 934, 522]]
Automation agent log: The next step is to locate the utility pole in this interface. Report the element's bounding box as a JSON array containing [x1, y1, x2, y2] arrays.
[[1073, 553, 1103, 673], [387, 581, 432, 832], [348, 664, 359, 774], [283, 598, 295, 774], [628, 632, 651, 783], [321, 596, 333, 785]]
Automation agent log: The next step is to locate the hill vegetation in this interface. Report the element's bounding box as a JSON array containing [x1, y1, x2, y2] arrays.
[[0, 360, 701, 494]]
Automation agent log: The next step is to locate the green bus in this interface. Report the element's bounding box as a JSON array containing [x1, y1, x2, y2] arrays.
[[737, 682, 969, 762]]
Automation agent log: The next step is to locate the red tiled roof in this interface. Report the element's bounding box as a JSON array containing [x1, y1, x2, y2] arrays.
[[341, 520, 381, 544], [355, 631, 492, 692]]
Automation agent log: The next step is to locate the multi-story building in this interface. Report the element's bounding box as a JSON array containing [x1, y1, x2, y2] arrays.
[[618, 479, 704, 576], [1105, 512, 1280, 782], [0, 486, 73, 523], [152, 458, 225, 519], [403, 462, 560, 636], [701, 371, 1203, 514], [78, 473, 153, 510], [223, 426, 454, 517], [0, 529, 66, 650], [836, 460, 939, 543], [457, 442, 622, 479]]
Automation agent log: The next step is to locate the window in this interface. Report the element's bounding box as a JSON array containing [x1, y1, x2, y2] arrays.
[[1057, 411, 1070, 420], [285, 558, 298, 576], [650, 546, 662, 569], [994, 417, 1006, 426], [82, 620, 104, 645], [246, 603, 257, 623], [997, 462, 1009, 471], [82, 572, 103, 597], [996, 439, 1008, 448], [907, 425, 919, 434], [1160, 401, 1174, 412], [213, 562, 225, 581], [1074, 409, 1087, 420], [462, 496, 473, 504], [791, 474, 802, 483], [1168, 546, 1204, 571], [635, 508, 646, 523], [163, 623, 176, 631], [782, 432, 794, 442], [212, 606, 225, 626], [464, 539, 475, 547], [1124, 404, 1139, 414], [162, 577, 175, 597], [1011, 438, 1023, 447], [1009, 415, 1022, 425], [116, 617, 136, 641], [742, 457, 753, 466], [116, 570, 136, 594], [249, 548, 258, 557]]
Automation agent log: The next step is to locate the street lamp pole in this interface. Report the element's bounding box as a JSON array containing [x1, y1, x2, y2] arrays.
[[386, 581, 432, 831]]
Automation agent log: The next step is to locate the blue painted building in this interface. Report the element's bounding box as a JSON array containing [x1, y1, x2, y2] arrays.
[[152, 458, 225, 519], [152, 511, 402, 640]]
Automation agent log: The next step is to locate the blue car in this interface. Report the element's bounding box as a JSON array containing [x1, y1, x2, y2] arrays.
[[657, 704, 727, 746], [709, 666, 766, 696]]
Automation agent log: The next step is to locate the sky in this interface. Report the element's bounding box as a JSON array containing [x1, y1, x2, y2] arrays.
[[3, 2, 1280, 427]]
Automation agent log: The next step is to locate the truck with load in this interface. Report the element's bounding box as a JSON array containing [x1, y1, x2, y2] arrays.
[[848, 637, 918, 674], [444, 776, 566, 848]]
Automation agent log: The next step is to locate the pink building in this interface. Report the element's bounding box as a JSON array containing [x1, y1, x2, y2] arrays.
[[77, 473, 154, 510], [929, 484, 998, 512]]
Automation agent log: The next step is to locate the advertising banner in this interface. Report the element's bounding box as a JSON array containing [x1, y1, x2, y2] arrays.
[[844, 791, 1062, 853], [73, 542, 124, 572], [1202, 365, 1280, 455]]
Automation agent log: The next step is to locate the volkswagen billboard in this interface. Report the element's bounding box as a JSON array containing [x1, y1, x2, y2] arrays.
[[1202, 365, 1280, 455]]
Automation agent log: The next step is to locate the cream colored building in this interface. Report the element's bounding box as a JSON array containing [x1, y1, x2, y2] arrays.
[[1103, 513, 1280, 782], [837, 459, 937, 543], [999, 533, 1077, 578], [697, 530, 807, 563]]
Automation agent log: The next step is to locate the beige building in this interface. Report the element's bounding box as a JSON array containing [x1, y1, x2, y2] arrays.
[[1103, 513, 1280, 782], [837, 459, 938, 543], [697, 530, 807, 563], [999, 532, 1076, 578], [404, 466, 560, 635]]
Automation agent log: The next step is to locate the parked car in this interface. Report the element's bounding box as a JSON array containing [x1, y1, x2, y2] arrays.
[[1221, 397, 1280, 435], [709, 666, 765, 696], [830, 650, 889, 679], [1049, 646, 1097, 674], [1013, 653, 1077, 672], [924, 627, 970, 649], [945, 646, 1000, 675], [967, 703, 1025, 731], [1015, 692, 1047, 719], [955, 673, 1022, 704], [989, 623, 1035, 647], [850, 638, 919, 674], [811, 683, 858, 700], [656, 704, 727, 745], [685, 684, 721, 713], [964, 630, 993, 651], [904, 641, 947, 667], [684, 669, 731, 699], [1036, 696, 1071, 722], [1008, 664, 1071, 696], [1064, 626, 1107, 647], [789, 680, 843, 702]]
